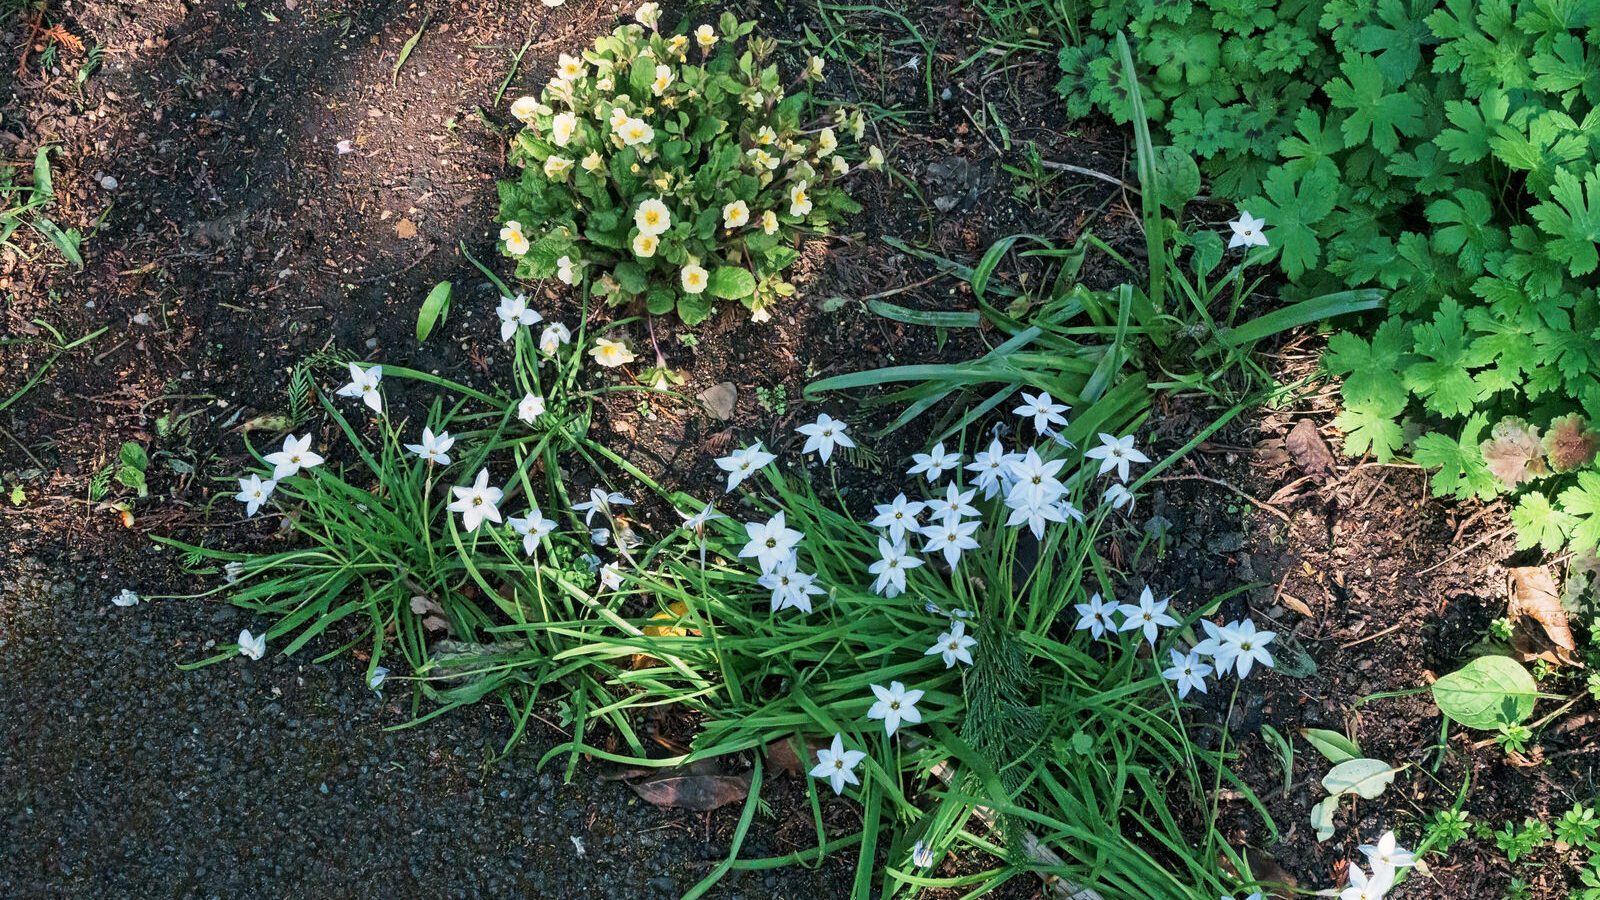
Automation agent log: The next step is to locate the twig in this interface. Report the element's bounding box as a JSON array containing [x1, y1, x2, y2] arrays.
[[1153, 473, 1294, 525], [1339, 622, 1403, 650], [1038, 159, 1137, 193], [1417, 525, 1514, 576]]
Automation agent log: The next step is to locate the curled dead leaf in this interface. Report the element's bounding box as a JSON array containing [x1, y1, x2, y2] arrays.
[[1285, 419, 1337, 481], [627, 768, 752, 811], [1508, 566, 1577, 666]]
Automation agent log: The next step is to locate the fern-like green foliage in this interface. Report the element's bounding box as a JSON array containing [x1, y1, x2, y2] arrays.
[[1057, 0, 1600, 557]]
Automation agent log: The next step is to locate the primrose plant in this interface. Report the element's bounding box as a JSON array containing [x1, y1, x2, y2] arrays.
[[498, 5, 877, 324]]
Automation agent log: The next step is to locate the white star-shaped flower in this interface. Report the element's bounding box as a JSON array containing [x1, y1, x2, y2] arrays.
[[809, 733, 866, 795], [1084, 433, 1150, 483], [448, 469, 504, 533], [796, 413, 856, 463], [714, 442, 777, 492], [866, 680, 924, 737], [1227, 210, 1270, 249], [924, 620, 976, 668], [405, 427, 455, 465], [335, 362, 384, 414], [264, 434, 324, 481]]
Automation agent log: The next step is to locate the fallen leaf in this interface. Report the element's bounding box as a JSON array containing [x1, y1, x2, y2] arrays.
[[1508, 565, 1577, 666], [1278, 593, 1314, 618], [395, 217, 418, 239], [697, 381, 737, 420], [628, 770, 752, 811], [1285, 419, 1337, 481], [763, 735, 808, 776], [1218, 848, 1297, 898]]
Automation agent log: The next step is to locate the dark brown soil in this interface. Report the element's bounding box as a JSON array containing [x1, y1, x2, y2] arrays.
[[1, 0, 1593, 898]]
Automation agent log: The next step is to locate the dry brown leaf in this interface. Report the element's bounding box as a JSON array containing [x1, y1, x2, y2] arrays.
[[395, 218, 418, 239], [762, 735, 808, 777], [1278, 594, 1314, 618], [1508, 566, 1577, 666], [1285, 419, 1337, 481], [632, 600, 692, 669], [627, 769, 752, 811]]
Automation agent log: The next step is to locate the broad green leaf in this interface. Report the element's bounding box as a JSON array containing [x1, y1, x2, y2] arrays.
[[1431, 655, 1538, 730], [1558, 470, 1600, 553], [1324, 53, 1422, 155], [1311, 795, 1340, 842], [1529, 162, 1600, 277], [1321, 757, 1398, 799], [1299, 728, 1361, 764], [416, 281, 451, 342], [706, 266, 756, 300]]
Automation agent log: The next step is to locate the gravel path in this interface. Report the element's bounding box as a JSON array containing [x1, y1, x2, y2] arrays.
[[0, 552, 845, 898]]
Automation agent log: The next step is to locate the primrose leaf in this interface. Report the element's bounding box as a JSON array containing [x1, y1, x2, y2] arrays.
[[1321, 758, 1398, 800], [1431, 655, 1538, 730], [706, 266, 757, 300]]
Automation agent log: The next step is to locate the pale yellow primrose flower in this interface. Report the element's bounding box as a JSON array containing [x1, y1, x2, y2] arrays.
[[591, 337, 637, 368], [501, 221, 529, 256], [680, 263, 709, 294], [510, 96, 540, 125], [831, 155, 849, 176], [867, 145, 885, 170], [556, 255, 578, 285], [551, 112, 576, 147], [695, 24, 718, 50], [747, 148, 779, 171], [668, 34, 688, 59], [723, 200, 750, 229], [620, 117, 655, 146], [652, 64, 674, 96], [557, 53, 585, 80], [635, 2, 660, 29], [543, 156, 573, 179], [817, 127, 838, 158], [635, 198, 671, 236], [761, 210, 779, 235], [805, 56, 824, 80], [789, 181, 813, 217], [755, 126, 777, 146], [632, 232, 659, 258], [582, 151, 604, 173]]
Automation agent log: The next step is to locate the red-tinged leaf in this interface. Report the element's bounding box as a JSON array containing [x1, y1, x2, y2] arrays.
[[1480, 417, 1548, 488], [628, 772, 752, 811]]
